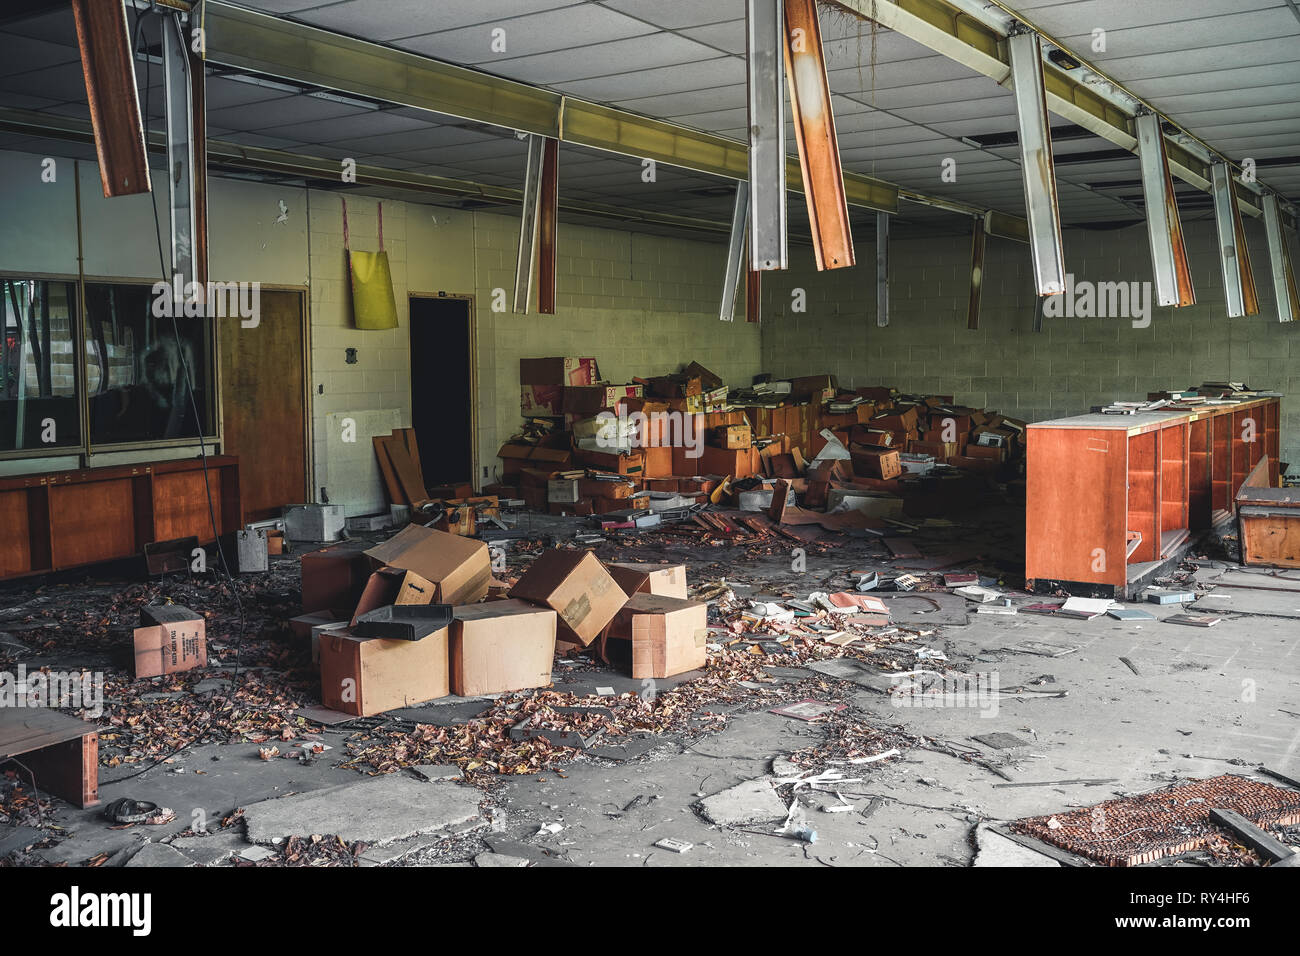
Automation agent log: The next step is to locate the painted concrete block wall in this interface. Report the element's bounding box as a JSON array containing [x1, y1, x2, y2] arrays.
[[760, 218, 1300, 467], [466, 210, 763, 486]]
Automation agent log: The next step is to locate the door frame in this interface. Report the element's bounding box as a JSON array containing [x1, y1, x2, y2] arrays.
[[407, 291, 478, 489], [214, 283, 312, 508]]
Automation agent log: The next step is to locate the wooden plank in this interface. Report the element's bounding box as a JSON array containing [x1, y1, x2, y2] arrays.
[[373, 434, 405, 506], [380, 437, 427, 506], [1209, 807, 1298, 864]]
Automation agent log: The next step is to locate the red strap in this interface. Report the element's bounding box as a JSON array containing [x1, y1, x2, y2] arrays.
[[377, 202, 384, 251], [341, 197, 350, 250]]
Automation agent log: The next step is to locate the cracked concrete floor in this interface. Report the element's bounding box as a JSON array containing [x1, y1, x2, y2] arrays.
[[6, 511, 1300, 868]]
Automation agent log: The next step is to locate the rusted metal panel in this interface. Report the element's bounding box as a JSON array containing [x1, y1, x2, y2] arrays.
[[967, 216, 985, 331], [784, 0, 854, 271], [190, 43, 208, 286], [1210, 162, 1257, 318], [746, 268, 761, 324], [71, 0, 151, 197], [1135, 111, 1195, 308], [537, 137, 558, 315]]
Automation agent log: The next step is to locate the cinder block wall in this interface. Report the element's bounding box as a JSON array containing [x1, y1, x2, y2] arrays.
[[468, 210, 761, 486], [305, 198, 761, 498], [761, 218, 1300, 467]]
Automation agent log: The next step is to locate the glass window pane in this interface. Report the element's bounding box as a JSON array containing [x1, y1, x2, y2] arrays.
[[83, 282, 212, 445], [0, 278, 80, 452]]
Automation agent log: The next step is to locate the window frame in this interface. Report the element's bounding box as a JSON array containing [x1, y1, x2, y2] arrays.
[[0, 269, 219, 462]]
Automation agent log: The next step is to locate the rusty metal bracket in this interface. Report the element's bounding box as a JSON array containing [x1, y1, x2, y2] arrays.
[[784, 0, 854, 271], [72, 0, 151, 197], [876, 212, 889, 327], [967, 216, 985, 330], [1136, 111, 1195, 308], [537, 137, 558, 315]]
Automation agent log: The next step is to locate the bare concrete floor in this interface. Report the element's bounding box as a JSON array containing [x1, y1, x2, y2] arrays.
[[4, 512, 1298, 868]]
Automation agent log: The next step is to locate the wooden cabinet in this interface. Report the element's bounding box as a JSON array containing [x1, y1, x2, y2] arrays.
[[0, 457, 241, 580], [1026, 398, 1280, 596]]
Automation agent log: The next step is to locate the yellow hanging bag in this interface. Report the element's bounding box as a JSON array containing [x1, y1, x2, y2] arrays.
[[344, 197, 399, 330]]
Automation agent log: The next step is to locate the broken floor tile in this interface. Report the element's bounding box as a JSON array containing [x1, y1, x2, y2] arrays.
[[123, 842, 193, 867], [474, 851, 530, 867], [697, 778, 787, 827]]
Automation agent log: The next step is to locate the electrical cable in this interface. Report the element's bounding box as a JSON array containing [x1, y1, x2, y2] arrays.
[[100, 6, 248, 786]]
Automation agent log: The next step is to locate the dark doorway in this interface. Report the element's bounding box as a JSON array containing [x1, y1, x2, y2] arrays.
[[409, 295, 473, 487]]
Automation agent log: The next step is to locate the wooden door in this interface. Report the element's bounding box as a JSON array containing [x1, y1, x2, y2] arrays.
[[218, 289, 307, 521]]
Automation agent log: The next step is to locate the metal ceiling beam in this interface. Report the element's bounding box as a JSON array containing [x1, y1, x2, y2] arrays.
[[70, 0, 150, 197], [827, 0, 1295, 227], [1007, 30, 1065, 296], [785, 0, 854, 270], [746, 0, 788, 271], [199, 2, 928, 219], [1136, 111, 1195, 308], [1211, 161, 1258, 318], [720, 182, 749, 321], [0, 106, 741, 240], [162, 10, 197, 292], [1263, 195, 1300, 323]]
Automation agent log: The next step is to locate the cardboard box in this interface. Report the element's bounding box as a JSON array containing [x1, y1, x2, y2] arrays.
[[606, 593, 708, 679], [449, 599, 557, 696], [789, 374, 837, 404], [699, 444, 757, 479], [644, 374, 701, 399], [671, 444, 701, 476], [851, 446, 901, 479], [643, 446, 673, 478], [574, 448, 645, 475], [607, 562, 689, 600], [520, 384, 564, 416], [708, 423, 751, 449], [350, 566, 436, 626], [579, 477, 634, 499], [563, 384, 643, 416], [319, 628, 449, 717], [300, 545, 373, 613], [509, 550, 627, 645], [519, 356, 599, 386], [363, 525, 491, 605], [548, 479, 581, 503], [134, 605, 207, 679]]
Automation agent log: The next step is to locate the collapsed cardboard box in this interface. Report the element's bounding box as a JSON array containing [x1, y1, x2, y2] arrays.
[[606, 562, 688, 600], [319, 628, 449, 717], [363, 525, 491, 605], [509, 549, 627, 645], [134, 605, 207, 679], [300, 545, 372, 614], [449, 599, 557, 696], [605, 593, 708, 679], [520, 356, 599, 386], [350, 566, 436, 626]]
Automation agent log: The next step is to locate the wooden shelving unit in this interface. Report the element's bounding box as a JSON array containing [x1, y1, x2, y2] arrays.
[[1026, 398, 1281, 596], [0, 457, 241, 581]]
